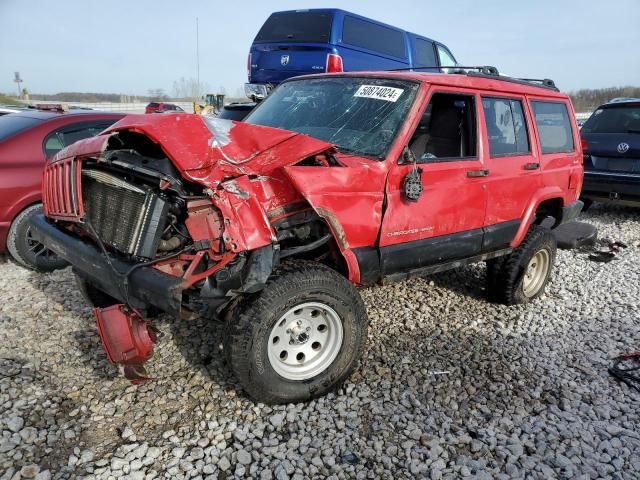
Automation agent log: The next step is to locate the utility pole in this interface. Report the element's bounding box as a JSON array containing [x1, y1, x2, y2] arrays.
[[196, 17, 200, 100], [13, 72, 23, 99]]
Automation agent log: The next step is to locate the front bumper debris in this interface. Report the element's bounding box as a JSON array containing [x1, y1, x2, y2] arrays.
[[29, 214, 183, 315], [94, 304, 156, 383]]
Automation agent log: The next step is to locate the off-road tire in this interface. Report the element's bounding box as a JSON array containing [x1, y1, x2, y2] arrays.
[[7, 204, 68, 272], [486, 225, 557, 305], [225, 260, 369, 404], [75, 274, 118, 308]]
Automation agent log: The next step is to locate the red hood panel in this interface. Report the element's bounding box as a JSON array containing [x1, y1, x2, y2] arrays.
[[54, 114, 334, 185]]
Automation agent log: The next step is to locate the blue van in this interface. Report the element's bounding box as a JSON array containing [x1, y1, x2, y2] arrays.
[[245, 8, 458, 100]]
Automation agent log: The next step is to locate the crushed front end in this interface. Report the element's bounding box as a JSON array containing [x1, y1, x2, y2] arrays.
[[30, 114, 338, 381]]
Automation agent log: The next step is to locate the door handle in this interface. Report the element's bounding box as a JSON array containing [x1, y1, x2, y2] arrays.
[[467, 169, 490, 177], [524, 162, 540, 170]]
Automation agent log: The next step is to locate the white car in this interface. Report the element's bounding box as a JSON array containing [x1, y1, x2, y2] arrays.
[[0, 105, 28, 116]]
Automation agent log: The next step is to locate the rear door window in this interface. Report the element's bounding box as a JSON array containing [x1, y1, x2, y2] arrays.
[[0, 115, 43, 142], [43, 121, 113, 158], [531, 101, 575, 154], [482, 98, 530, 156], [342, 16, 406, 58], [254, 12, 333, 43], [414, 38, 437, 68], [581, 105, 640, 134]]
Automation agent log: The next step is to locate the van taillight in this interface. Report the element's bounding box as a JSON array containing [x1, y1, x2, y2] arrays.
[[247, 53, 252, 81], [326, 54, 343, 73]]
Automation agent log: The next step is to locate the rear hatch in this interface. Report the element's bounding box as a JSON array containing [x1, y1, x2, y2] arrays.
[[250, 11, 334, 84], [582, 103, 640, 173]]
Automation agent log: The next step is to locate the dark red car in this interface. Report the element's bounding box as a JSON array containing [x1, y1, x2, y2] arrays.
[[144, 102, 184, 114], [0, 107, 124, 270]]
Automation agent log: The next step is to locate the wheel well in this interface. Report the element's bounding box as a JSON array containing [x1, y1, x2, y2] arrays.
[[533, 198, 563, 227], [272, 210, 349, 278]]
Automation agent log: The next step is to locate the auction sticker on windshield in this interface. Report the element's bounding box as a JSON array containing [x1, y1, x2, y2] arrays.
[[354, 85, 404, 102]]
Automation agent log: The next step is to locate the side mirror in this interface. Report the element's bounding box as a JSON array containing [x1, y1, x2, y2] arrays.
[[399, 145, 416, 165]]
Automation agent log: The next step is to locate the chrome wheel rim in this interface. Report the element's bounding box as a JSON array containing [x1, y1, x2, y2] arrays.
[[522, 249, 550, 298], [267, 302, 343, 381]]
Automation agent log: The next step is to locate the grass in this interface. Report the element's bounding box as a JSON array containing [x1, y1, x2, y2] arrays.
[[0, 94, 21, 104]]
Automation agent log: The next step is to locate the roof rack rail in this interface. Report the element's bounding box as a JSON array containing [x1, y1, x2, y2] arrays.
[[386, 65, 559, 91]]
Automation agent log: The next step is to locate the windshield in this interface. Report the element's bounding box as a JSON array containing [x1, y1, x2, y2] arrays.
[[0, 115, 43, 142], [582, 105, 640, 134], [244, 77, 419, 158]]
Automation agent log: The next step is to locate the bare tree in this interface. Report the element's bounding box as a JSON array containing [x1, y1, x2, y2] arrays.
[[172, 77, 213, 100], [147, 88, 168, 100]]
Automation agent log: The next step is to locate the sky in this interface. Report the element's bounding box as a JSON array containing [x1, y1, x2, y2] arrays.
[[1, 0, 638, 97]]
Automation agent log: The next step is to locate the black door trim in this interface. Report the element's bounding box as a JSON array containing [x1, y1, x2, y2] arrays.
[[353, 219, 520, 284]]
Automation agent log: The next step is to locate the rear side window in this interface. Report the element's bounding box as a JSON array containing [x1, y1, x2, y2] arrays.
[[414, 38, 437, 67], [0, 115, 43, 142], [482, 98, 530, 156], [531, 101, 575, 153], [254, 12, 333, 43], [342, 16, 406, 58], [582, 105, 640, 134], [43, 121, 113, 158]]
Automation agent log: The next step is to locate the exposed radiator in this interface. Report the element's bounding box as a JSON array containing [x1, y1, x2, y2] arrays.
[[82, 170, 168, 259]]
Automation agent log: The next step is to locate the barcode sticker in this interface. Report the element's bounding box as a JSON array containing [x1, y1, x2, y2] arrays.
[[354, 85, 404, 102]]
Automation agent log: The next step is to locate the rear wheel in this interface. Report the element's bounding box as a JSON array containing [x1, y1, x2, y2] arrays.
[[7, 204, 68, 272], [225, 261, 368, 404], [487, 225, 557, 305]]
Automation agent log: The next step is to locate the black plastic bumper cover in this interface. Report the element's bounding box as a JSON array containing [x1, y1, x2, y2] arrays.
[[29, 214, 183, 315], [559, 200, 584, 225]]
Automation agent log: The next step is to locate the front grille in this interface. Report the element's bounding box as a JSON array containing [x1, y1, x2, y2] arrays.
[[82, 169, 168, 259], [43, 158, 83, 219]]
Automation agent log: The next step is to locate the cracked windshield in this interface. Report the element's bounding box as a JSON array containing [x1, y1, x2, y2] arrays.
[[245, 78, 419, 158]]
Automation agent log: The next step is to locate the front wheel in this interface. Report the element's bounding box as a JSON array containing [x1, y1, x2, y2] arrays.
[[225, 261, 369, 404]]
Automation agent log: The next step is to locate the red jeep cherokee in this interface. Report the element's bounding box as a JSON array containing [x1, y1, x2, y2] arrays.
[[31, 70, 583, 403]]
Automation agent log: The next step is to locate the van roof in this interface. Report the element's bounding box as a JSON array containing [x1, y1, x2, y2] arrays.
[[267, 8, 441, 45], [283, 71, 569, 98]]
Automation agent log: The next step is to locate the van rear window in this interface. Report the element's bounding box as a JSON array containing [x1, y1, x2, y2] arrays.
[[342, 16, 406, 59], [254, 12, 333, 43]]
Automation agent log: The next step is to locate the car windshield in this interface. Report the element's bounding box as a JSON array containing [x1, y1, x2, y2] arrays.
[[244, 77, 419, 158], [0, 115, 43, 142], [582, 105, 640, 134]]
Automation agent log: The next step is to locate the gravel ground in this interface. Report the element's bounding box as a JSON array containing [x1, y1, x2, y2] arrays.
[[1, 204, 639, 480]]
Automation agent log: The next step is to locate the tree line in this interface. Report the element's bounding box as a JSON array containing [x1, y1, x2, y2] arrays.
[[11, 84, 639, 110], [569, 86, 640, 112]]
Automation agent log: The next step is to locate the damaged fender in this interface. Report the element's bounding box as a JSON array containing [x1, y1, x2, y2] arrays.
[[283, 163, 388, 284]]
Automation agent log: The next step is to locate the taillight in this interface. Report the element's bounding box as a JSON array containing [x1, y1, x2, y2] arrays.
[[580, 138, 588, 152], [247, 53, 252, 82], [326, 53, 343, 73]]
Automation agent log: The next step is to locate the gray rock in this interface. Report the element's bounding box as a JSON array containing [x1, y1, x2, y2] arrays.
[[218, 456, 231, 471], [270, 413, 286, 428], [236, 449, 252, 465], [6, 416, 24, 433]]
